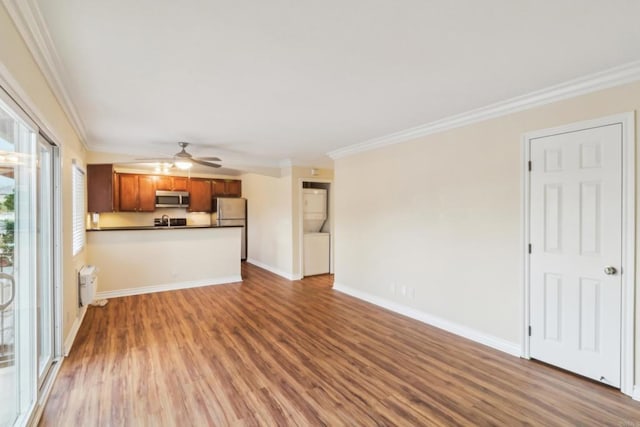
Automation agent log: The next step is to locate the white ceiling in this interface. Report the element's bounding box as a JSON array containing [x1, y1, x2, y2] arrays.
[[30, 0, 640, 173]]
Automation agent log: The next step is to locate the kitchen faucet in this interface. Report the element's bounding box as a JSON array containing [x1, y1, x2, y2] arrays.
[[161, 214, 170, 226]]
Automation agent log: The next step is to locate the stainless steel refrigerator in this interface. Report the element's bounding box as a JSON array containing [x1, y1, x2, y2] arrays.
[[216, 197, 247, 260]]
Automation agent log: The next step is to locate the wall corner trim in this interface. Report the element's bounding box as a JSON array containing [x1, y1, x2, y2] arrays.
[[327, 60, 640, 160], [3, 0, 89, 149], [246, 259, 301, 281], [333, 282, 521, 357]]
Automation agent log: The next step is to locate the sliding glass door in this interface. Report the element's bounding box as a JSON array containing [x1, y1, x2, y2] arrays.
[[37, 136, 54, 387], [0, 91, 58, 427], [0, 95, 36, 426], [0, 102, 17, 426]]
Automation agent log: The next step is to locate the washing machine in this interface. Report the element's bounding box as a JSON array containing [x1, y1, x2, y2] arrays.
[[303, 232, 330, 276]]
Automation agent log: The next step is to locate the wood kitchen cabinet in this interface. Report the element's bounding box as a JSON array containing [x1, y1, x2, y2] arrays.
[[138, 175, 156, 210], [188, 178, 212, 212], [87, 164, 115, 212], [155, 176, 189, 191], [87, 164, 241, 214], [117, 173, 156, 212], [212, 179, 242, 197], [172, 177, 189, 191]]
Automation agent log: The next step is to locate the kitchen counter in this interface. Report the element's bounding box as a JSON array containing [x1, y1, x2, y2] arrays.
[[87, 224, 243, 231], [87, 226, 242, 298]]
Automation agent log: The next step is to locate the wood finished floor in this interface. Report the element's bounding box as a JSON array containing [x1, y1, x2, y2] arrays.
[[41, 263, 640, 426]]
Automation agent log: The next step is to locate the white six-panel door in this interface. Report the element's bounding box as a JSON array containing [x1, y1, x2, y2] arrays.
[[529, 124, 622, 387]]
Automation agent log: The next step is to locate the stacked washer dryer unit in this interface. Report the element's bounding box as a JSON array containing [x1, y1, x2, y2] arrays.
[[303, 188, 330, 276]]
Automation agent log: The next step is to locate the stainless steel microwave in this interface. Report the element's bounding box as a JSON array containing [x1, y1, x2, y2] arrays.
[[155, 190, 190, 208]]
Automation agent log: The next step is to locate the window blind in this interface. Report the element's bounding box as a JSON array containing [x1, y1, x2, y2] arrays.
[[72, 163, 85, 255]]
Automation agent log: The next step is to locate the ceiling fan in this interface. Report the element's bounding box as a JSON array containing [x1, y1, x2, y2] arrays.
[[136, 142, 222, 170]]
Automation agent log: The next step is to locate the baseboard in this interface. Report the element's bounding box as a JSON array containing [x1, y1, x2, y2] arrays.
[[333, 282, 521, 357], [63, 305, 87, 356], [246, 258, 302, 280], [94, 275, 243, 299], [632, 385, 640, 401]]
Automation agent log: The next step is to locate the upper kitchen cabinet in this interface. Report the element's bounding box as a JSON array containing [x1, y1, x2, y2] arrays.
[[155, 175, 188, 191], [139, 176, 156, 210], [212, 179, 242, 197], [117, 173, 156, 212], [87, 164, 115, 212], [188, 178, 212, 212], [172, 177, 189, 191]]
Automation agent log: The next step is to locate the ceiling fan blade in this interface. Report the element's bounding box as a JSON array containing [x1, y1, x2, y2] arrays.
[[134, 158, 174, 162], [196, 156, 222, 161], [191, 158, 221, 168]]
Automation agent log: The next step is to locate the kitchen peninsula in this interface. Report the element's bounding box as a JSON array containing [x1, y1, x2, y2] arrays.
[[86, 225, 243, 298], [85, 163, 246, 298]]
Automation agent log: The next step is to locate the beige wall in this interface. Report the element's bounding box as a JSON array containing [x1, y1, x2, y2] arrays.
[[334, 80, 640, 382], [242, 171, 294, 277], [87, 227, 241, 295], [0, 5, 86, 343], [241, 167, 334, 279], [95, 209, 212, 228]]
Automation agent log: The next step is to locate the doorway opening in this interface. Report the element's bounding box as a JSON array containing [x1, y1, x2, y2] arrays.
[[300, 180, 332, 277]]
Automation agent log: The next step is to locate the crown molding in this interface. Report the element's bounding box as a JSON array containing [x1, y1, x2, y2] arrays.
[[0, 61, 62, 144], [328, 60, 640, 160], [3, 0, 88, 150]]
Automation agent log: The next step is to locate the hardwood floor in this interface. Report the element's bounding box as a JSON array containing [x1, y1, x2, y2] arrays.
[[41, 263, 640, 426]]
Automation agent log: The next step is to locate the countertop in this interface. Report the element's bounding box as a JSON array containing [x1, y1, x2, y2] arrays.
[[87, 224, 243, 232]]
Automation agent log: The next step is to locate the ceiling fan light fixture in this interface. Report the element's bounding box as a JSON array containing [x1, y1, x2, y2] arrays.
[[154, 162, 172, 173], [135, 142, 221, 170], [175, 160, 193, 170]]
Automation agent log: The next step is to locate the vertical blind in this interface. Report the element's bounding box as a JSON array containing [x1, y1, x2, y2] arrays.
[[72, 162, 85, 256]]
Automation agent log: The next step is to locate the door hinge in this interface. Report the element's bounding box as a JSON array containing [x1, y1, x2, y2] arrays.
[[528, 326, 532, 337], [528, 244, 532, 254], [528, 161, 532, 172]]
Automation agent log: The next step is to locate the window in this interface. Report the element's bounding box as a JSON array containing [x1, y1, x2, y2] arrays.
[[72, 162, 85, 256]]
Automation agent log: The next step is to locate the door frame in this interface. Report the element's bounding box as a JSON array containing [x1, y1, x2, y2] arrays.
[[297, 178, 333, 277], [0, 79, 65, 426], [521, 112, 636, 397]]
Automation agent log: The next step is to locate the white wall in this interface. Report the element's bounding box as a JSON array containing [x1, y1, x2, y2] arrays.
[[242, 171, 294, 278], [334, 81, 640, 365], [0, 4, 86, 344]]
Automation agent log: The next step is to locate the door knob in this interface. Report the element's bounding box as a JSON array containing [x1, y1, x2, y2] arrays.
[[604, 266, 617, 275]]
